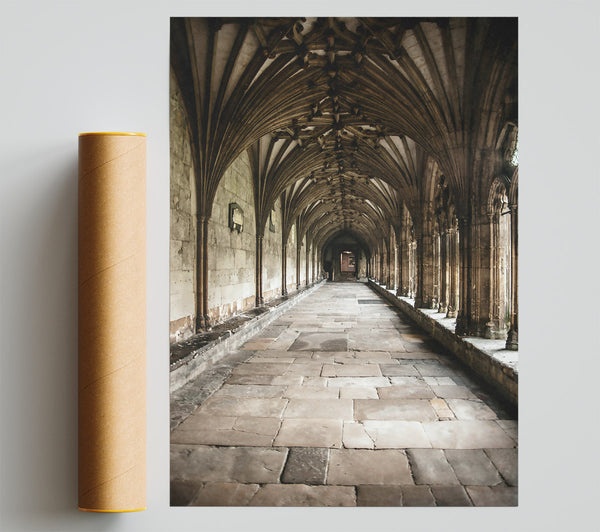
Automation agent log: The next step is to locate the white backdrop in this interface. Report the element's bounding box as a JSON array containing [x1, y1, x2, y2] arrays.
[[1, 1, 598, 531]]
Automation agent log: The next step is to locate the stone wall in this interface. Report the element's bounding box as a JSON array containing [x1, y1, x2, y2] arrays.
[[170, 69, 196, 342], [207, 152, 256, 323]]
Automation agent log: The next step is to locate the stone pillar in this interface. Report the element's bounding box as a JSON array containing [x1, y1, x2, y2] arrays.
[[438, 230, 449, 314], [400, 231, 410, 296], [296, 231, 301, 290], [202, 216, 210, 328], [255, 234, 264, 306], [415, 206, 436, 308], [455, 206, 494, 336], [387, 237, 393, 288], [455, 216, 470, 334], [195, 214, 207, 331], [433, 232, 440, 308], [393, 243, 399, 293], [446, 226, 459, 318], [281, 233, 288, 296], [485, 213, 507, 339], [394, 244, 401, 296], [305, 240, 310, 286], [506, 205, 518, 350]]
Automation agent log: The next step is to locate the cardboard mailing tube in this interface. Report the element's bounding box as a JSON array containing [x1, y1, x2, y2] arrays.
[[78, 132, 146, 512]]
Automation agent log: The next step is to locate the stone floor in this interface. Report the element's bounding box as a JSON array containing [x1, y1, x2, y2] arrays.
[[170, 281, 518, 507]]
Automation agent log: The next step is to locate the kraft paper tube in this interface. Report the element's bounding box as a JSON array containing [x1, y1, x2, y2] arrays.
[[78, 132, 146, 512]]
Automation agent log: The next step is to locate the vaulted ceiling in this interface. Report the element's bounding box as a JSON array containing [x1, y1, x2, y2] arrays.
[[170, 17, 517, 257]]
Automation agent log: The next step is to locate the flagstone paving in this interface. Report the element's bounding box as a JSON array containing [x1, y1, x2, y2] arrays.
[[171, 281, 518, 507]]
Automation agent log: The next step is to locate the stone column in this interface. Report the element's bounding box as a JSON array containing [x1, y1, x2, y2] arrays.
[[432, 232, 440, 308], [305, 240, 310, 286], [485, 213, 507, 339], [202, 217, 210, 327], [400, 230, 410, 296], [438, 230, 449, 314], [446, 226, 459, 318], [296, 231, 301, 290], [281, 232, 288, 296], [195, 214, 207, 331], [455, 216, 470, 334], [506, 204, 518, 350], [456, 207, 494, 336], [387, 237, 393, 288], [394, 244, 401, 296], [255, 234, 264, 306], [393, 243, 399, 293], [415, 206, 435, 308]]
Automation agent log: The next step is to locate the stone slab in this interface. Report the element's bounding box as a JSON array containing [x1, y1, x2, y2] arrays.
[[379, 364, 419, 377], [496, 419, 518, 441], [327, 449, 413, 485], [415, 363, 457, 377], [401, 485, 436, 506], [424, 376, 457, 386], [327, 377, 391, 388], [362, 420, 431, 448], [284, 386, 339, 399], [466, 486, 518, 506], [274, 419, 343, 448], [170, 480, 203, 506], [348, 332, 406, 352], [188, 482, 260, 506], [431, 385, 478, 400], [377, 385, 435, 400], [170, 416, 281, 447], [289, 332, 348, 351], [339, 386, 378, 399], [406, 449, 459, 485], [322, 364, 382, 377], [249, 484, 356, 506], [356, 485, 402, 506], [445, 449, 503, 485], [343, 422, 374, 449], [354, 399, 438, 422], [283, 363, 324, 376], [431, 486, 472, 506], [447, 399, 498, 420], [283, 398, 353, 420], [281, 447, 329, 485], [430, 398, 455, 419], [212, 384, 286, 398], [226, 374, 301, 386], [423, 421, 516, 449], [170, 445, 287, 484], [389, 376, 426, 386], [485, 448, 518, 486], [197, 396, 288, 418], [232, 362, 292, 375]]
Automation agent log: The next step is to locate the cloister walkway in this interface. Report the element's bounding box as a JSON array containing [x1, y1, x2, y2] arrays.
[[170, 282, 517, 507]]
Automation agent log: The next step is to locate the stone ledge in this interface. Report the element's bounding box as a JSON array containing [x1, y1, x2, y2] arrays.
[[368, 281, 518, 408], [170, 280, 326, 393]]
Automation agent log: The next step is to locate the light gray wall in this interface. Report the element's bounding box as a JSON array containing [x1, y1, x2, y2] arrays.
[[0, 1, 597, 532]]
